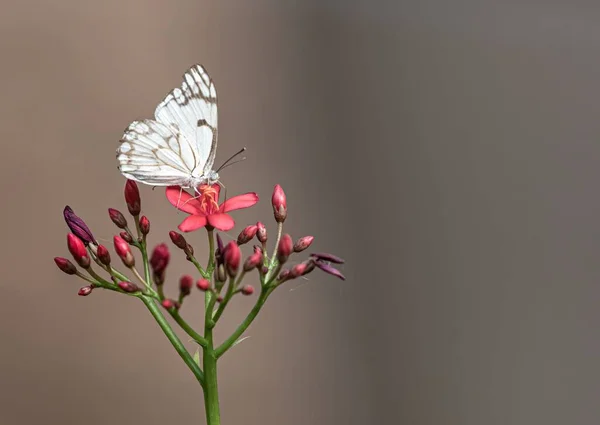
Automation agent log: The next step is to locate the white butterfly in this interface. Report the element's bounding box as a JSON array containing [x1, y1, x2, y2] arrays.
[[117, 64, 222, 190]]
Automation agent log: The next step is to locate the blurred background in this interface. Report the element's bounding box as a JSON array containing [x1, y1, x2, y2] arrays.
[[2, 0, 600, 424]]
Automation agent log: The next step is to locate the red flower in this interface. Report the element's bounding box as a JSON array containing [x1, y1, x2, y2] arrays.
[[166, 184, 258, 232]]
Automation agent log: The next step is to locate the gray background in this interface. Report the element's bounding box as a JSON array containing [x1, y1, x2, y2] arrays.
[[2, 1, 600, 424]]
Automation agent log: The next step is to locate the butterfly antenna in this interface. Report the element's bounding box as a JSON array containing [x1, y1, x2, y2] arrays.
[[217, 147, 247, 173]]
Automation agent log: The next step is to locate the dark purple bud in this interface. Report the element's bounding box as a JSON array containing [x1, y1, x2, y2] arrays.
[[64, 206, 96, 245], [78, 286, 93, 296], [309, 252, 345, 264], [313, 260, 345, 280], [108, 208, 128, 229]]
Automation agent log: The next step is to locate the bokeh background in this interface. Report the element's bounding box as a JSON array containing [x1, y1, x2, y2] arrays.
[[2, 1, 600, 424]]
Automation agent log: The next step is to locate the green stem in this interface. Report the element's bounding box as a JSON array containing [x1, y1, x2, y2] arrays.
[[203, 329, 221, 425], [171, 310, 208, 348], [215, 288, 271, 358], [140, 295, 205, 387], [141, 235, 151, 284]]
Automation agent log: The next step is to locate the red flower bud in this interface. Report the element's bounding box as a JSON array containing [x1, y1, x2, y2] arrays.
[[67, 233, 90, 268], [150, 243, 170, 279], [278, 269, 291, 282], [243, 251, 262, 271], [271, 184, 287, 223], [78, 285, 93, 296], [241, 285, 254, 296], [179, 275, 194, 296], [216, 296, 224, 303], [54, 257, 77, 275], [294, 236, 314, 253], [108, 208, 128, 229], [161, 299, 176, 309], [118, 281, 140, 293], [276, 234, 293, 263], [64, 206, 96, 245], [169, 231, 188, 249], [120, 231, 134, 244], [224, 241, 241, 277], [124, 180, 141, 216], [290, 261, 315, 278], [114, 235, 135, 267], [96, 245, 111, 266], [237, 225, 258, 245], [256, 222, 267, 243], [196, 278, 211, 291], [139, 216, 150, 235]]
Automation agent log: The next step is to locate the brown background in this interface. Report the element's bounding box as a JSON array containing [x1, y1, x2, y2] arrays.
[[2, 1, 600, 424]]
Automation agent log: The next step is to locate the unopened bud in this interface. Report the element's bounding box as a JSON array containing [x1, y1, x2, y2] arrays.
[[64, 206, 96, 246], [114, 235, 135, 267], [124, 180, 141, 216], [237, 225, 258, 245], [309, 252, 345, 264], [196, 278, 211, 291], [278, 269, 291, 282], [224, 241, 241, 277], [108, 208, 128, 229], [120, 231, 134, 244], [243, 251, 262, 271], [241, 285, 254, 296], [169, 231, 188, 249], [215, 233, 225, 266], [271, 184, 287, 223], [96, 245, 111, 266], [216, 296, 224, 303], [118, 281, 140, 293], [294, 236, 314, 253], [54, 257, 77, 275], [256, 222, 267, 243], [139, 216, 150, 235], [215, 264, 227, 282], [150, 243, 170, 281], [290, 261, 315, 278], [78, 285, 93, 296], [162, 299, 176, 309], [179, 275, 193, 296], [276, 234, 293, 263], [67, 233, 90, 268]]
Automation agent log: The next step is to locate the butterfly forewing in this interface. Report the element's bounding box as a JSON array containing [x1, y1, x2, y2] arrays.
[[116, 64, 219, 187], [154, 64, 218, 174]]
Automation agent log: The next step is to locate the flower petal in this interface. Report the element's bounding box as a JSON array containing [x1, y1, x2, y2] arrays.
[[178, 215, 208, 232], [310, 252, 345, 264], [166, 186, 203, 215], [207, 213, 235, 231], [221, 193, 259, 212]]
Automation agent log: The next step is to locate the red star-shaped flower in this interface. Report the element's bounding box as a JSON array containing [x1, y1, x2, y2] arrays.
[[166, 184, 258, 232]]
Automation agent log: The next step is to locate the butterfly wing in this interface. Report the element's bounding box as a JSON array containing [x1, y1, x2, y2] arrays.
[[117, 119, 198, 186], [154, 64, 218, 176]]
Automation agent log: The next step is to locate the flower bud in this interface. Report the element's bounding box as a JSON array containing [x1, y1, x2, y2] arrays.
[[215, 264, 227, 283], [224, 241, 241, 277], [271, 184, 287, 223], [215, 233, 225, 266], [114, 235, 135, 267], [108, 208, 128, 229], [256, 222, 267, 243], [67, 233, 90, 268], [241, 285, 254, 296], [179, 275, 193, 296], [161, 299, 176, 309], [64, 206, 96, 245], [294, 236, 314, 253], [237, 225, 258, 245], [243, 251, 262, 271], [139, 216, 150, 235], [120, 231, 134, 244], [276, 234, 293, 263], [124, 180, 141, 216], [216, 296, 224, 303], [78, 286, 93, 296], [150, 243, 170, 279], [196, 278, 211, 291], [313, 260, 346, 280], [118, 281, 140, 293], [54, 257, 77, 275], [309, 252, 345, 264], [278, 269, 291, 282], [290, 261, 315, 278], [96, 245, 111, 266], [169, 231, 188, 250]]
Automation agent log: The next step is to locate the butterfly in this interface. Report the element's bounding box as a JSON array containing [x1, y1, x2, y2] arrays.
[[117, 64, 231, 191]]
